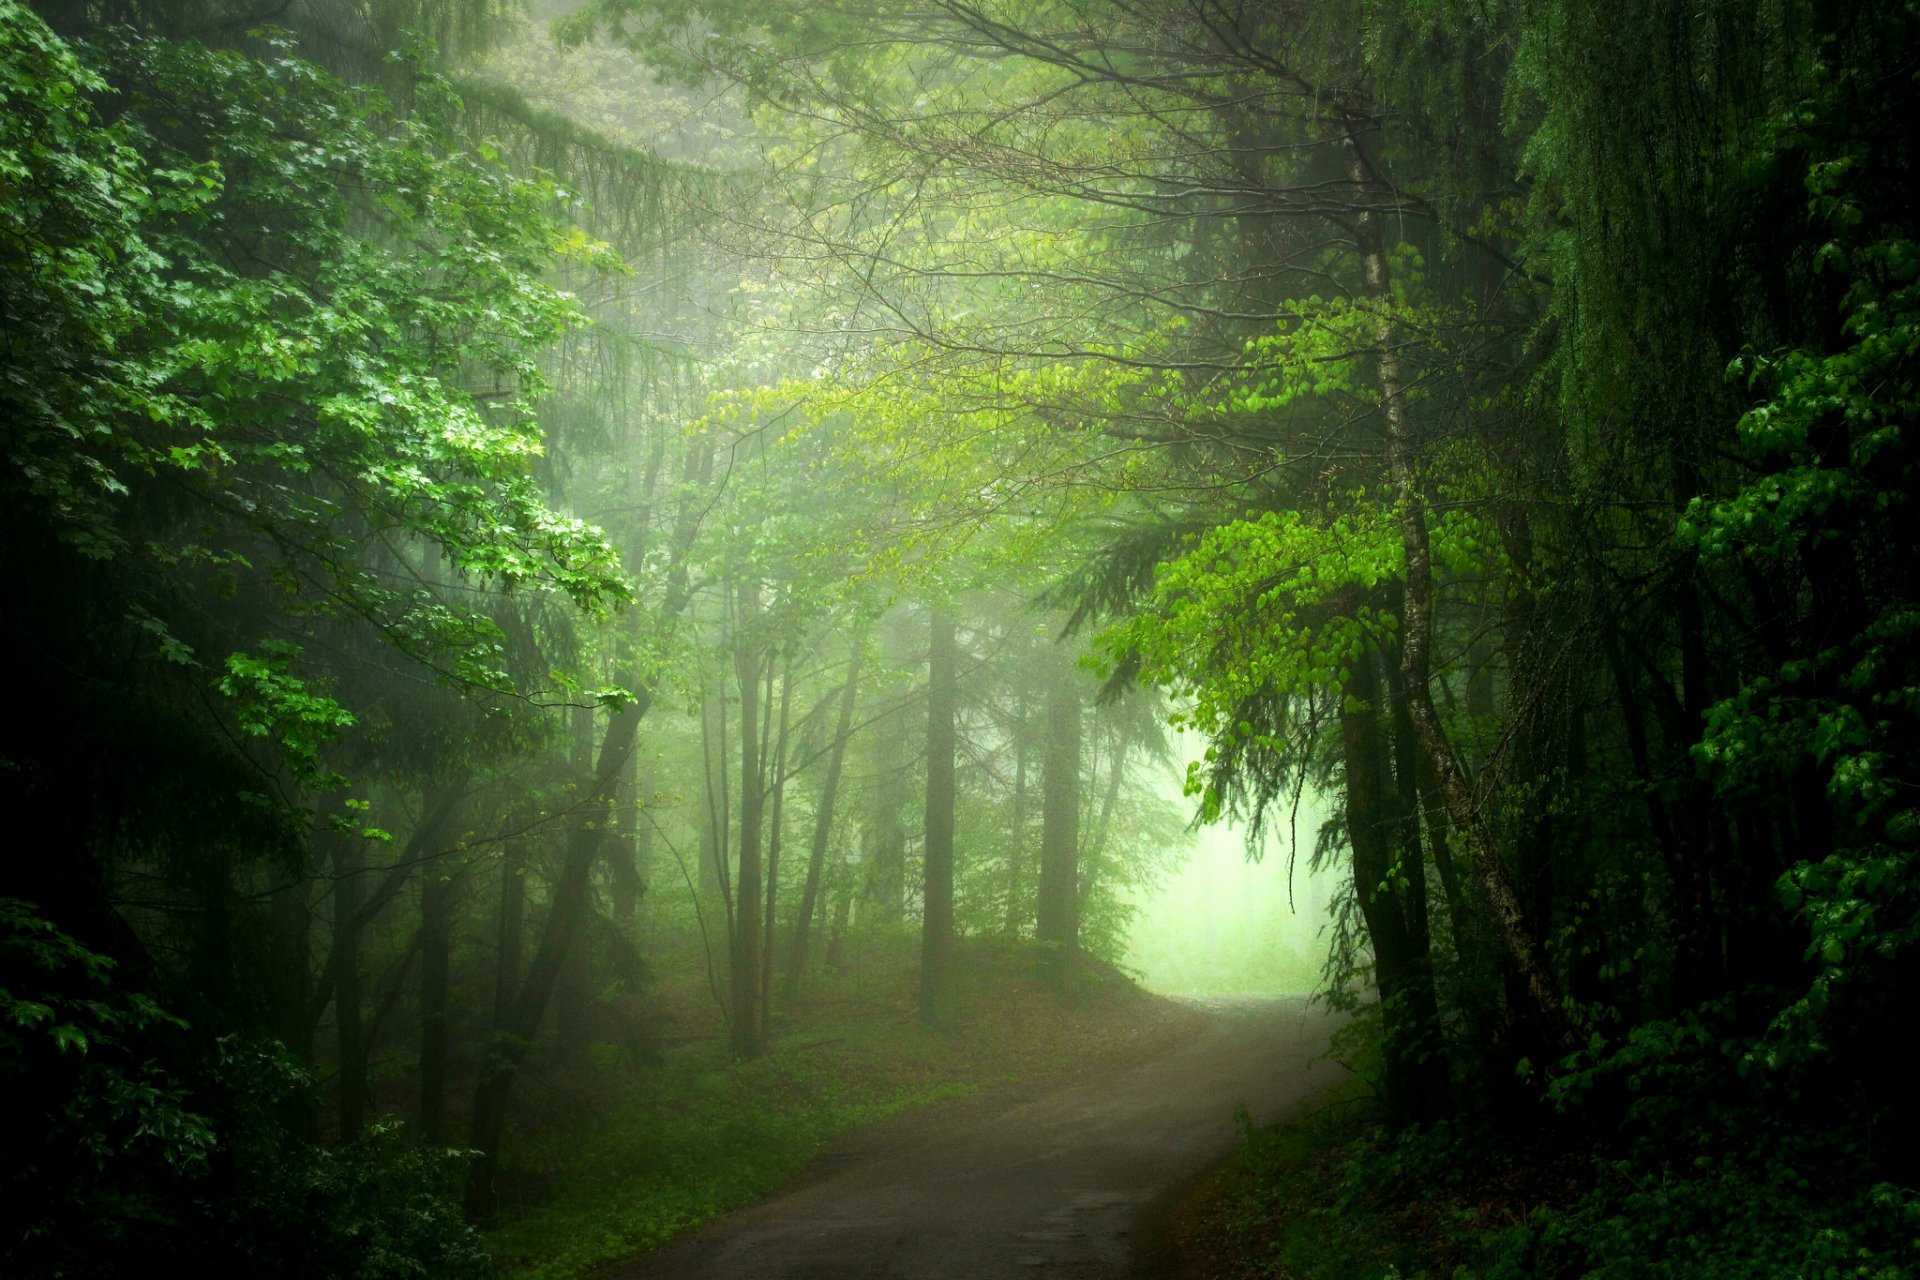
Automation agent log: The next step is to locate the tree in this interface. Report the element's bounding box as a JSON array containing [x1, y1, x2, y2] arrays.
[[1036, 653, 1083, 982], [919, 606, 960, 1025]]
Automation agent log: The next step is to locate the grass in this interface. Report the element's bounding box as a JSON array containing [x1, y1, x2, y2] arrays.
[[483, 932, 1195, 1280], [1168, 1079, 1920, 1280], [1161, 1080, 1551, 1280]]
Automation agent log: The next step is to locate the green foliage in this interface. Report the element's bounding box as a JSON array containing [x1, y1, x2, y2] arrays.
[[1, 2, 630, 788], [1485, 1001, 1920, 1279], [222, 1117, 490, 1280], [0, 899, 214, 1259], [1675, 36, 1920, 1078], [0, 899, 487, 1279]]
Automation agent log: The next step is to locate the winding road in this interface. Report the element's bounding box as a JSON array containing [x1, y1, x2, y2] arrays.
[[613, 996, 1334, 1280]]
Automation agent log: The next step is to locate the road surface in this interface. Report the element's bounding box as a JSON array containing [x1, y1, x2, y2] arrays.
[[613, 996, 1334, 1280]]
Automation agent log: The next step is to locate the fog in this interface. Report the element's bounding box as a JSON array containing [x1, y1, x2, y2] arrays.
[[1125, 733, 1338, 997]]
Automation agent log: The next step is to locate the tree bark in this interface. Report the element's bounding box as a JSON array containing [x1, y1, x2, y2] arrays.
[[730, 580, 767, 1060], [270, 847, 316, 1140], [759, 650, 794, 1047], [1004, 692, 1030, 935], [553, 708, 598, 1069], [610, 762, 643, 926], [330, 806, 369, 1144], [463, 430, 708, 1223], [1341, 642, 1448, 1128], [493, 837, 525, 1034], [1079, 722, 1129, 917], [919, 606, 958, 1026], [785, 638, 863, 1002], [1036, 663, 1081, 984], [415, 781, 467, 1147], [464, 691, 647, 1222], [864, 696, 909, 926], [1344, 129, 1576, 1055]]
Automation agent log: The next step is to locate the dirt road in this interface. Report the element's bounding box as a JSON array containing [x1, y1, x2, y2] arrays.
[[614, 996, 1334, 1280]]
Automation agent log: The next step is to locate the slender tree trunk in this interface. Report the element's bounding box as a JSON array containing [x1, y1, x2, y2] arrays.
[[825, 851, 854, 969], [919, 606, 958, 1026], [464, 691, 648, 1222], [865, 697, 908, 926], [610, 762, 642, 925], [786, 639, 863, 1002], [553, 707, 598, 1069], [464, 430, 707, 1224], [1341, 642, 1448, 1128], [1004, 692, 1029, 935], [494, 837, 525, 1032], [701, 674, 735, 921], [331, 811, 369, 1144], [418, 868, 453, 1144], [1036, 665, 1081, 984], [1079, 725, 1129, 917], [1344, 129, 1576, 1054], [760, 651, 794, 1046], [730, 581, 766, 1060], [416, 784, 467, 1147], [1384, 649, 1435, 963], [271, 857, 317, 1141]]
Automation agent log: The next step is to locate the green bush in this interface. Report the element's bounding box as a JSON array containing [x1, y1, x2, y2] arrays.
[[1, 899, 486, 1280]]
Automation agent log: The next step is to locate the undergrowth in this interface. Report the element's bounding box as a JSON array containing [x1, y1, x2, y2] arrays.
[[1187, 1004, 1920, 1280], [484, 1034, 975, 1280]]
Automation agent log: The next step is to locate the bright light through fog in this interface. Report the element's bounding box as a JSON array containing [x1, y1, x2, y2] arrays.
[[1124, 733, 1339, 997]]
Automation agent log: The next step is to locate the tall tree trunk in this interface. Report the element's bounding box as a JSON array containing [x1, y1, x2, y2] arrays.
[[1341, 642, 1449, 1128], [730, 580, 767, 1060], [1036, 664, 1081, 984], [1383, 648, 1435, 964], [1344, 129, 1576, 1054], [553, 707, 598, 1069], [330, 809, 369, 1144], [825, 849, 854, 968], [864, 696, 908, 926], [701, 674, 735, 921], [464, 429, 707, 1224], [760, 650, 794, 1047], [919, 606, 958, 1026], [1078, 724, 1129, 917], [464, 690, 648, 1222], [1004, 691, 1029, 935], [610, 761, 643, 926], [271, 856, 317, 1141], [415, 780, 467, 1147], [494, 837, 525, 1033], [786, 638, 863, 1002]]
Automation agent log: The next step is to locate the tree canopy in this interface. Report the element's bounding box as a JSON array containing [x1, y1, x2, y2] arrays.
[[3, 0, 1917, 1275]]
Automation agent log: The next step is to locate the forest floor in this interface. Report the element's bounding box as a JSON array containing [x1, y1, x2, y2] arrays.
[[483, 934, 1333, 1280]]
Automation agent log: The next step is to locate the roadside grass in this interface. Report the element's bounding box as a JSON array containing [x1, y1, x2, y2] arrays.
[[484, 932, 1194, 1280], [1178, 1076, 1920, 1279], [1166, 1080, 1449, 1280], [1167, 1077, 1536, 1280]]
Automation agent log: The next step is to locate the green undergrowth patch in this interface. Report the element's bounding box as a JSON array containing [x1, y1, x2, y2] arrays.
[[484, 1035, 974, 1280], [485, 932, 1193, 1280], [1185, 1077, 1920, 1280], [1175, 1079, 1463, 1280]]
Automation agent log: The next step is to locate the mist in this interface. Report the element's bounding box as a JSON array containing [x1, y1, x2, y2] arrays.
[[1125, 739, 1336, 998]]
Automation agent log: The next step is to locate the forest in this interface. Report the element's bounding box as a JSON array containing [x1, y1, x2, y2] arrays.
[[2, 0, 1916, 1276]]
